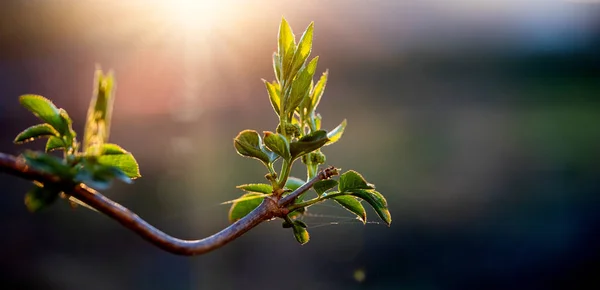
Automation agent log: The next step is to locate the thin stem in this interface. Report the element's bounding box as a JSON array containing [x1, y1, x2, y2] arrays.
[[277, 159, 292, 190], [288, 197, 323, 211], [287, 191, 346, 212], [279, 166, 338, 207], [268, 163, 276, 176], [306, 162, 317, 180], [0, 152, 338, 256]]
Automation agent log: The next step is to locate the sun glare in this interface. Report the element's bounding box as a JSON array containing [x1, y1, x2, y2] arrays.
[[158, 0, 229, 33], [107, 0, 250, 118]]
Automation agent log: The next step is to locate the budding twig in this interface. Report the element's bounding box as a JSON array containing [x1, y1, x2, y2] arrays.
[[0, 152, 335, 256]]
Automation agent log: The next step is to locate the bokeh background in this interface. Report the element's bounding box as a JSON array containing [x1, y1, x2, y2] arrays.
[[1, 1, 599, 289]]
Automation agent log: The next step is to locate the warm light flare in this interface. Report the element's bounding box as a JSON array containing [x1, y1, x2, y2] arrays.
[[153, 0, 230, 33]]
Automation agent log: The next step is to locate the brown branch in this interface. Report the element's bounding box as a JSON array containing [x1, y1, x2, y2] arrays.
[[0, 152, 337, 256], [278, 166, 338, 207]]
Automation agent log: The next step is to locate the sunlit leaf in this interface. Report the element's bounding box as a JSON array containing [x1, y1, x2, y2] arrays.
[[325, 119, 347, 146], [58, 109, 76, 148], [45, 136, 65, 152], [273, 53, 282, 84], [287, 56, 319, 116], [313, 179, 338, 196], [348, 189, 391, 226], [19, 95, 67, 134], [292, 222, 310, 245], [310, 70, 328, 111], [234, 130, 277, 165], [288, 22, 314, 82], [97, 152, 140, 179], [84, 69, 116, 152], [264, 80, 281, 116], [278, 17, 296, 81], [221, 193, 269, 205], [338, 170, 375, 192], [264, 131, 291, 160], [14, 124, 59, 144], [100, 143, 128, 155], [315, 113, 322, 130], [236, 183, 273, 194], [332, 196, 366, 224], [228, 192, 265, 223]]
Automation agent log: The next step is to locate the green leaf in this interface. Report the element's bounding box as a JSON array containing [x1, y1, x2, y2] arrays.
[[58, 109, 76, 147], [14, 124, 59, 144], [295, 220, 308, 228], [325, 119, 347, 146], [313, 179, 338, 195], [19, 95, 67, 134], [309, 70, 328, 111], [290, 130, 329, 159], [228, 192, 265, 223], [283, 217, 307, 229], [236, 183, 273, 194], [332, 196, 366, 224], [22, 151, 72, 179], [99, 166, 131, 186], [288, 22, 314, 82], [24, 184, 60, 212], [86, 143, 129, 157], [221, 193, 269, 205], [97, 152, 141, 179], [288, 206, 306, 220], [74, 170, 105, 190], [58, 109, 75, 137], [315, 113, 322, 130], [273, 53, 282, 84], [338, 170, 375, 192], [84, 69, 116, 152], [45, 136, 65, 152], [285, 176, 306, 191], [74, 163, 131, 190], [100, 143, 128, 155], [287, 56, 319, 116], [278, 18, 295, 81], [348, 189, 391, 226], [292, 222, 310, 245], [263, 131, 291, 160], [264, 80, 281, 116], [278, 18, 295, 60], [282, 219, 293, 228], [234, 130, 277, 165]]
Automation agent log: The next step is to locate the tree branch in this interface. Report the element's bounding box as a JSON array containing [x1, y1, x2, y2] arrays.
[[279, 166, 338, 207], [0, 152, 337, 256]]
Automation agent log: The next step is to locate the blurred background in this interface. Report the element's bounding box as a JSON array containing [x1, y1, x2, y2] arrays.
[[1, 0, 599, 289]]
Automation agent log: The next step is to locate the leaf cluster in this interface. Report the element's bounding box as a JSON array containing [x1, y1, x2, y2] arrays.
[[14, 69, 140, 212], [230, 18, 391, 245]]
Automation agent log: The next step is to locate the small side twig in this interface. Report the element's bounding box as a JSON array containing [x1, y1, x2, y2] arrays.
[[278, 166, 338, 207], [0, 152, 336, 256]]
